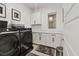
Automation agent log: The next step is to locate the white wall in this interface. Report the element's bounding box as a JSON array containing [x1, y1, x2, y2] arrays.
[[63, 3, 79, 56], [0, 3, 32, 28]]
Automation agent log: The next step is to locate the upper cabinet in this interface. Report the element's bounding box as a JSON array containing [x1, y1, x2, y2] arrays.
[[31, 11, 41, 25]]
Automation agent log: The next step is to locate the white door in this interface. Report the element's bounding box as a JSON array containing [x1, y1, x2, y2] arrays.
[[35, 12, 41, 24], [41, 33, 54, 47], [31, 13, 36, 24], [54, 34, 62, 48], [32, 33, 40, 44]]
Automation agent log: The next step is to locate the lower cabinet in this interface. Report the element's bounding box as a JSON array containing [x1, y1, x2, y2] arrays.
[[33, 33, 41, 44], [32, 32, 63, 48], [41, 34, 54, 47], [54, 34, 63, 48]]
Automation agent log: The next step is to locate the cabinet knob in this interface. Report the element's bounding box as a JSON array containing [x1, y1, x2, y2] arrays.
[[39, 36, 41, 40], [52, 38, 55, 42]]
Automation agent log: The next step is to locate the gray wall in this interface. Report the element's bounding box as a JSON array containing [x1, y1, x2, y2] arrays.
[[63, 3, 79, 56]]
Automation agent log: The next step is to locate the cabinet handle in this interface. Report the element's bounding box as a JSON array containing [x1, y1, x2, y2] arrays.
[[52, 38, 55, 42], [39, 36, 41, 40]]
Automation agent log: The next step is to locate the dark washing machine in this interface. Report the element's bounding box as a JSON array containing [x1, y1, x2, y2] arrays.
[[20, 28, 33, 56], [9, 23, 33, 56], [0, 20, 22, 56], [21, 28, 33, 47], [0, 33, 19, 56]]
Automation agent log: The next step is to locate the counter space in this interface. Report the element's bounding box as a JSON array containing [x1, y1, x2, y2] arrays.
[[32, 30, 64, 35]]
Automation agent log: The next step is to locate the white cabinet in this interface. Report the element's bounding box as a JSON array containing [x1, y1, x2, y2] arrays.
[[41, 34, 62, 48], [32, 32, 62, 48], [54, 34, 62, 48], [41, 34, 54, 47], [32, 33, 41, 44], [31, 12, 41, 25]]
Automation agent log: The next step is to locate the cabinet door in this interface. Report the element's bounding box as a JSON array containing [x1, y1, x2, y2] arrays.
[[41, 34, 47, 46], [32, 33, 41, 44], [31, 13, 35, 24], [41, 34, 54, 47], [35, 12, 41, 24], [54, 35, 62, 48], [46, 34, 54, 47]]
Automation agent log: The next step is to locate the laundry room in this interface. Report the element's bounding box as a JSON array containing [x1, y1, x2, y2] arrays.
[[0, 2, 79, 56], [0, 3, 64, 56]]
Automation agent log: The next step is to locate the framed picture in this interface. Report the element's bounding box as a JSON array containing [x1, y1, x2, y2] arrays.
[[12, 9, 21, 21], [0, 3, 6, 18]]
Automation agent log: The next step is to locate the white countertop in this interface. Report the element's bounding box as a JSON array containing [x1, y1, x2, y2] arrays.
[[32, 30, 64, 35]]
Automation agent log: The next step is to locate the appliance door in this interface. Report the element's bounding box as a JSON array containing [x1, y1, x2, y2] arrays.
[[21, 31, 33, 47], [0, 33, 19, 56]]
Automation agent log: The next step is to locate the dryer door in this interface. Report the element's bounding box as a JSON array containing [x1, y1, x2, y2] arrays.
[[0, 34, 18, 56], [21, 31, 32, 47]]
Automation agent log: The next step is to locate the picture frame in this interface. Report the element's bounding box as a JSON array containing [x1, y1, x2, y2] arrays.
[[0, 3, 6, 18], [12, 9, 21, 21]]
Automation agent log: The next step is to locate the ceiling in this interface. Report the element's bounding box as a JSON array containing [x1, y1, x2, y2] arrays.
[[23, 3, 62, 10]]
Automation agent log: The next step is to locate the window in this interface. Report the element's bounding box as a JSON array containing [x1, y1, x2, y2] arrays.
[[48, 13, 56, 29]]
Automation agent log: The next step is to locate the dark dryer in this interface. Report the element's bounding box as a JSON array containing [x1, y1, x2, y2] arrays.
[[0, 20, 19, 56], [0, 20, 33, 56], [21, 28, 32, 47], [0, 33, 19, 56], [20, 28, 33, 56]]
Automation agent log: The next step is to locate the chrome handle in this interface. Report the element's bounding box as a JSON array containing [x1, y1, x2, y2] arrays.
[[39, 36, 41, 40], [52, 38, 55, 42]]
